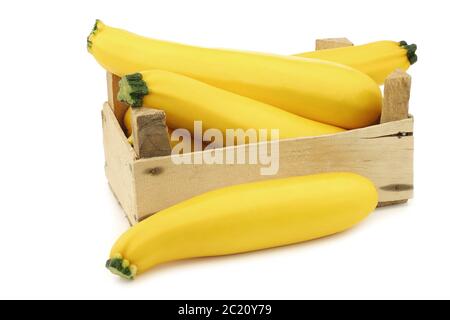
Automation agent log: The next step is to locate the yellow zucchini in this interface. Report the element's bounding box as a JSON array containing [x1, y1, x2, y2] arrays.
[[295, 41, 417, 85], [118, 71, 344, 141], [88, 20, 381, 129], [106, 172, 378, 279], [123, 107, 133, 137]]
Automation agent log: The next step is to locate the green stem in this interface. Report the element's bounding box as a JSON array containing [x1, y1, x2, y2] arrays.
[[117, 73, 150, 108], [87, 19, 102, 51], [407, 51, 418, 65], [105, 255, 137, 280], [399, 41, 418, 65]]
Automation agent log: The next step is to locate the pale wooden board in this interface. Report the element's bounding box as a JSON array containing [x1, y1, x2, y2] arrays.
[[315, 38, 354, 50], [131, 107, 172, 159], [377, 200, 408, 208], [102, 102, 138, 224], [381, 69, 412, 123], [132, 118, 413, 221]]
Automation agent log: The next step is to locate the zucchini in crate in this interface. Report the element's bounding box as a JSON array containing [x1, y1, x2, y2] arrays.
[[106, 172, 378, 279], [118, 71, 344, 141], [88, 20, 381, 129], [295, 40, 418, 85]]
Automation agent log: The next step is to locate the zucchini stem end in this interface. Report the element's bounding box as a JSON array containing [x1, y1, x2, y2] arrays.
[[399, 40, 418, 65], [87, 19, 104, 51], [106, 254, 137, 280], [117, 73, 150, 108]]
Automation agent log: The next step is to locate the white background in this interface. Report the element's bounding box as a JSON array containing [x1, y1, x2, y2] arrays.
[[0, 0, 448, 300]]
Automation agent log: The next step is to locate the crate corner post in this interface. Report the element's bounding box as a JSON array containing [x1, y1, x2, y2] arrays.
[[377, 69, 414, 206], [381, 69, 412, 123], [104, 72, 140, 225], [315, 38, 354, 50], [106, 72, 129, 130], [131, 107, 172, 159]]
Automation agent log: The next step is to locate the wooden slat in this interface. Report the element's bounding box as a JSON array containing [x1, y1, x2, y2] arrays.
[[315, 38, 354, 50], [377, 200, 408, 208], [102, 102, 138, 224], [131, 107, 172, 159], [132, 118, 413, 221], [381, 69, 412, 123]]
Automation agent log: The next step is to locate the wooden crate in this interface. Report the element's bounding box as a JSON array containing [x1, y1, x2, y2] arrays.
[[102, 38, 414, 225]]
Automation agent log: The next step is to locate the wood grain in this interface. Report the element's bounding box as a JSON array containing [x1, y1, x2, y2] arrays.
[[131, 107, 172, 159], [377, 200, 408, 208], [381, 69, 411, 123], [315, 38, 354, 50], [102, 102, 138, 224]]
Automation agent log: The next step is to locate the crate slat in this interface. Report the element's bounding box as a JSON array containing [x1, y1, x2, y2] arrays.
[[102, 102, 138, 224]]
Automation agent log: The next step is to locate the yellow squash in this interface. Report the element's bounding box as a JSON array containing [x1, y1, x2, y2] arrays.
[[106, 172, 378, 279], [118, 70, 344, 141], [123, 107, 132, 137], [88, 20, 381, 129], [295, 41, 417, 85]]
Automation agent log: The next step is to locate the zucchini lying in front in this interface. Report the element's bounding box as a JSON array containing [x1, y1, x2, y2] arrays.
[[295, 40, 418, 85], [106, 172, 378, 279], [88, 20, 381, 129], [118, 71, 344, 141]]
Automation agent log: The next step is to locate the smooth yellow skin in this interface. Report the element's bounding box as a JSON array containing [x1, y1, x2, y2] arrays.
[[123, 107, 132, 137], [296, 41, 410, 85], [126, 70, 344, 141], [109, 172, 378, 277], [89, 21, 381, 129]]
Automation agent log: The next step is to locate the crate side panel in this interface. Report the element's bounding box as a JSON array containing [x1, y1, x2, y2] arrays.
[[102, 102, 138, 223], [133, 118, 413, 219]]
